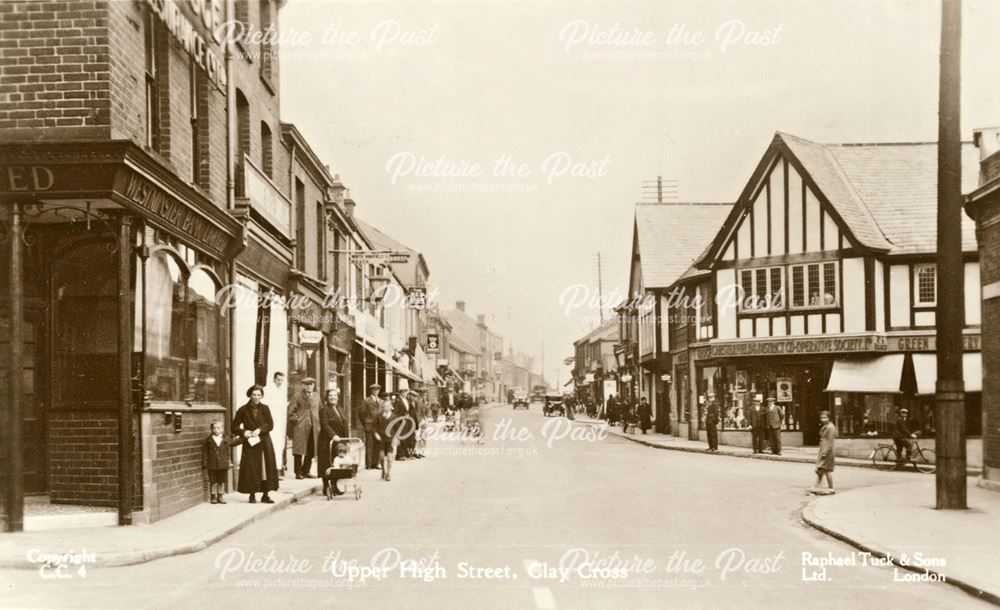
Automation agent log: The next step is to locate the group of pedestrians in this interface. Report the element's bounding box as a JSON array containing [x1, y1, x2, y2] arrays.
[[356, 383, 428, 482], [601, 394, 653, 435], [203, 374, 440, 504], [703, 393, 784, 455]]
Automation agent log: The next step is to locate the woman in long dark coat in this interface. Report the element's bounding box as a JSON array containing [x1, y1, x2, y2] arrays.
[[318, 388, 348, 480], [233, 384, 279, 503]]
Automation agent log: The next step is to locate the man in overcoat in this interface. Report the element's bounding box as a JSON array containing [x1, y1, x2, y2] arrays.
[[358, 384, 382, 469], [289, 377, 321, 478], [766, 398, 784, 455]]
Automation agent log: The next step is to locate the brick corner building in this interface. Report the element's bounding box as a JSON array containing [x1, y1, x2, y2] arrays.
[[965, 127, 1000, 492]]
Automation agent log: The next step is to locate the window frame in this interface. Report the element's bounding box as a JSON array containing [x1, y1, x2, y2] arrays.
[[789, 260, 840, 311], [914, 263, 937, 307], [737, 265, 785, 313]]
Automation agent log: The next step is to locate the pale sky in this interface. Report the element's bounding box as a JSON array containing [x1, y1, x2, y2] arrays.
[[278, 0, 1000, 387]]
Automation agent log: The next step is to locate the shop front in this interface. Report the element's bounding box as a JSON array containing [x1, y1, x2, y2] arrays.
[[0, 141, 244, 531], [693, 332, 983, 460]]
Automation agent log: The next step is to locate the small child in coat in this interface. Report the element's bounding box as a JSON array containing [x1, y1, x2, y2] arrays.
[[203, 421, 235, 504]]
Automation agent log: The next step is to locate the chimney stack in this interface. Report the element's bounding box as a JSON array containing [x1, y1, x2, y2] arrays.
[[343, 188, 355, 218], [477, 314, 486, 326], [456, 300, 465, 313], [974, 128, 1000, 184]]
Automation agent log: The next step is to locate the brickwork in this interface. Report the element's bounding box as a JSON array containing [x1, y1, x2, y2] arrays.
[[979, 208, 1000, 476], [47, 409, 118, 507], [148, 411, 222, 522], [0, 0, 112, 135]]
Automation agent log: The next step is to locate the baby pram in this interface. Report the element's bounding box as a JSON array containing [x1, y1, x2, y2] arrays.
[[324, 437, 363, 501], [442, 409, 457, 432], [463, 407, 484, 444]]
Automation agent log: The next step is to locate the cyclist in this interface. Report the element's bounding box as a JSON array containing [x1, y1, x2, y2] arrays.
[[893, 408, 916, 470]]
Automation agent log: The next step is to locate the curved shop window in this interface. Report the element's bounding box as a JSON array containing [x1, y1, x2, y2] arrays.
[[144, 247, 223, 404], [52, 239, 119, 404]]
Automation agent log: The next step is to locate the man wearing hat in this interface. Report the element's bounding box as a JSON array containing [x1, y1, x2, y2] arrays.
[[289, 377, 320, 478], [893, 407, 915, 469], [358, 384, 382, 469], [704, 391, 719, 452]]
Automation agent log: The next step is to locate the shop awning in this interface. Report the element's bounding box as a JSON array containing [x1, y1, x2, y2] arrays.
[[354, 338, 392, 365], [825, 354, 905, 393], [392, 359, 422, 382], [912, 353, 982, 395]]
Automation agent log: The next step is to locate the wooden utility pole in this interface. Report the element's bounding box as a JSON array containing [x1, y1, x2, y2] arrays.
[[597, 251, 605, 323], [935, 0, 967, 509]]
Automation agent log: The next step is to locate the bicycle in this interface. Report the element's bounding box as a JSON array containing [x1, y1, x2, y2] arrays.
[[870, 436, 936, 473]]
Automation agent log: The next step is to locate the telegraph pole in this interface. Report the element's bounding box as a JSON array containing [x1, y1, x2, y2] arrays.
[[935, 0, 966, 509], [597, 251, 605, 323]]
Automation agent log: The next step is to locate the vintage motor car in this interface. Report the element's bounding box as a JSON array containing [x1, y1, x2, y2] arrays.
[[543, 393, 565, 417], [512, 390, 530, 410]]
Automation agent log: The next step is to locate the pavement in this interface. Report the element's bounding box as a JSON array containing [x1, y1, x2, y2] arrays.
[[802, 480, 1000, 605], [0, 405, 993, 609], [0, 477, 323, 569], [572, 415, 983, 474], [572, 414, 1000, 605]]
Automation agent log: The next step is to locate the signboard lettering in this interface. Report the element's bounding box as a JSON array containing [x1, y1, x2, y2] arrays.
[[3, 165, 54, 192], [122, 172, 229, 254]]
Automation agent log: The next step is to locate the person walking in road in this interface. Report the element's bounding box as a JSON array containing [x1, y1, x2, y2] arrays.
[[749, 398, 766, 454], [288, 377, 321, 479], [704, 392, 719, 451], [638, 397, 652, 434], [766, 398, 784, 455], [375, 393, 398, 481], [358, 384, 382, 470], [813, 410, 837, 493], [233, 384, 279, 504]]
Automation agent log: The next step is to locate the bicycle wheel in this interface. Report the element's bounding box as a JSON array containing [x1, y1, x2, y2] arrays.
[[872, 446, 896, 471], [913, 448, 936, 474]]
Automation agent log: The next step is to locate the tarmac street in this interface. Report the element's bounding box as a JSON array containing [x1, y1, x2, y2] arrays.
[[0, 404, 991, 609]]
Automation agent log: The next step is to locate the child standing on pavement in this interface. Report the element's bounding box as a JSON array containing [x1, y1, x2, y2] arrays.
[[203, 421, 233, 504]]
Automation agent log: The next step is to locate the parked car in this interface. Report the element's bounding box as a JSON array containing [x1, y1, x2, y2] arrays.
[[512, 390, 529, 410], [543, 393, 565, 417]]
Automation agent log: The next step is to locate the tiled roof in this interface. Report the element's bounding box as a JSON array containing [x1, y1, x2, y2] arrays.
[[635, 203, 733, 289], [573, 319, 619, 346], [442, 309, 482, 354], [780, 133, 980, 254], [353, 218, 425, 287]]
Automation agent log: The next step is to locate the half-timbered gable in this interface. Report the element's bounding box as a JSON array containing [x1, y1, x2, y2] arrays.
[[699, 133, 982, 342]]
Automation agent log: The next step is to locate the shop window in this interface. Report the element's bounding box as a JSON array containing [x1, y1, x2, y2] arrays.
[[790, 261, 838, 309], [187, 269, 221, 402], [145, 251, 223, 404], [915, 264, 936, 306], [52, 240, 119, 404], [738, 266, 783, 312]]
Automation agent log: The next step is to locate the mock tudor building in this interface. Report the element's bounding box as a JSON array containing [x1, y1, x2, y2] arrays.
[[684, 132, 983, 458]]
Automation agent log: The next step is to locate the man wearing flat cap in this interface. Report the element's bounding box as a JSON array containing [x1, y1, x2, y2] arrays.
[[358, 384, 382, 469], [289, 377, 320, 478], [893, 407, 915, 470]]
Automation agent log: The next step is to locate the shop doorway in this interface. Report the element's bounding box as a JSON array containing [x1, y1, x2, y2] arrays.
[[799, 365, 827, 446]]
